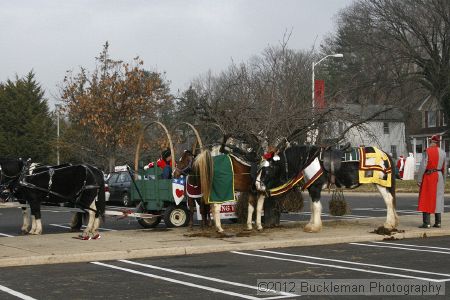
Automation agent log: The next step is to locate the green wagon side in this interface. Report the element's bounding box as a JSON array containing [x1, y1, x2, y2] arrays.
[[131, 166, 189, 228]]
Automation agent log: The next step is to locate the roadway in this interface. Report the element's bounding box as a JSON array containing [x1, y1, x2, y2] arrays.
[[0, 193, 447, 237], [0, 236, 449, 299]]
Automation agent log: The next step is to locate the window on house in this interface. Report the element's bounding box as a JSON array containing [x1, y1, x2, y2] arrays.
[[416, 144, 423, 154], [383, 122, 389, 134], [442, 111, 447, 126], [390, 145, 397, 159], [427, 111, 437, 127]]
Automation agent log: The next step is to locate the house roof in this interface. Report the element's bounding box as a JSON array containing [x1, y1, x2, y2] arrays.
[[409, 126, 448, 138], [335, 104, 404, 122]]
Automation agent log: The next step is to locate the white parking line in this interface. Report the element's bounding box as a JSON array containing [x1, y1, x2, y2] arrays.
[[350, 243, 450, 255], [0, 284, 37, 300], [255, 250, 450, 278], [231, 251, 446, 282], [373, 241, 450, 251], [120, 259, 297, 298], [49, 224, 117, 231], [91, 261, 289, 300], [0, 232, 14, 237]]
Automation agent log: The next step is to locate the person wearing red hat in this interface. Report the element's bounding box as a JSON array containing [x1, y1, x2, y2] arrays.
[[143, 148, 173, 179], [417, 135, 446, 228]]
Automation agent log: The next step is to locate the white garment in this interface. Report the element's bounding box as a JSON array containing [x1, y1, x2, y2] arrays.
[[402, 153, 415, 180]]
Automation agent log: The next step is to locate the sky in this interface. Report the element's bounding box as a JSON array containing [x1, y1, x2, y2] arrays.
[[0, 0, 354, 109]]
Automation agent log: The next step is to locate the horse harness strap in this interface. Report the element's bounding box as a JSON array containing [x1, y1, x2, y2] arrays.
[[19, 181, 100, 201], [19, 165, 101, 213], [282, 150, 289, 181]]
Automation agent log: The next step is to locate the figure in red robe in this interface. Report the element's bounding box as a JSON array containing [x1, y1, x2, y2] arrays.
[[396, 155, 406, 179], [417, 135, 446, 228]]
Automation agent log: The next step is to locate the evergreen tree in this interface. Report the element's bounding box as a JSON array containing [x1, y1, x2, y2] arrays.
[[0, 72, 54, 162]]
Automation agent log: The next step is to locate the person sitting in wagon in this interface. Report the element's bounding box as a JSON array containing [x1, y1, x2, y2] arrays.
[[144, 148, 173, 179]]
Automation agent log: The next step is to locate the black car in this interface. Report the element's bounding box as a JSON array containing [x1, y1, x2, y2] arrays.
[[106, 171, 133, 206]]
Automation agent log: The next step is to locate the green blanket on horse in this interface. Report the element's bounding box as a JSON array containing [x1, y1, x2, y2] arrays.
[[208, 154, 235, 203]]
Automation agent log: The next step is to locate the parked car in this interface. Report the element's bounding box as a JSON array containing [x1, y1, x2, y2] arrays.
[[106, 171, 133, 206]]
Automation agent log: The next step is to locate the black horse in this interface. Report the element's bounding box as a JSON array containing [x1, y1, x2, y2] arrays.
[[259, 145, 398, 233], [0, 159, 105, 239]]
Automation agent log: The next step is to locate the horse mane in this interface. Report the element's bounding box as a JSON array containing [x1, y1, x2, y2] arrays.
[[283, 145, 320, 177], [193, 149, 213, 200]]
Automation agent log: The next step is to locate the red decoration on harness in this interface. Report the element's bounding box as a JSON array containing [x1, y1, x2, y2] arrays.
[[263, 152, 274, 160]]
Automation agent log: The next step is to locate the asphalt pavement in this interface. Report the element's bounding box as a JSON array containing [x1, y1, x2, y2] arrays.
[[0, 193, 449, 299], [1, 236, 450, 299]]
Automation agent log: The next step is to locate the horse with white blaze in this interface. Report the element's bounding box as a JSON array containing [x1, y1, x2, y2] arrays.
[[258, 144, 399, 233]]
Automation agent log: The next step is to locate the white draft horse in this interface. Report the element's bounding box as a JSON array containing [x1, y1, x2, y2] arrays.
[[259, 145, 399, 233], [192, 149, 266, 233]]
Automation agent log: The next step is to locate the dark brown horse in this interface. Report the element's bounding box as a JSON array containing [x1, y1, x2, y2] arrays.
[[192, 148, 265, 233], [173, 150, 211, 228]]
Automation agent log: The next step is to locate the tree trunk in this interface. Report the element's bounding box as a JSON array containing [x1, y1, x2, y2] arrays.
[[108, 156, 116, 173]]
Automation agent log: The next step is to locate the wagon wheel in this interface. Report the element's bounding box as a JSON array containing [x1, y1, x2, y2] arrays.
[[134, 121, 175, 176], [163, 205, 190, 227], [136, 203, 161, 228]]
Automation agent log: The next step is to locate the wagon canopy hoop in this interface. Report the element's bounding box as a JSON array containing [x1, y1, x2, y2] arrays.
[[172, 122, 204, 153], [134, 121, 175, 175]]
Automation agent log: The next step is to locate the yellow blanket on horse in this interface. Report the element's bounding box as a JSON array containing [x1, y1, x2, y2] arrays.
[[358, 147, 392, 187]]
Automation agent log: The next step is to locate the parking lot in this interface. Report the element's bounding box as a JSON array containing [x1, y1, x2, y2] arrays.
[[1, 236, 449, 299]]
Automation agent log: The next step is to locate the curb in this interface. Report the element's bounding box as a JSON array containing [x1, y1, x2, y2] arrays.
[[1, 227, 449, 268]]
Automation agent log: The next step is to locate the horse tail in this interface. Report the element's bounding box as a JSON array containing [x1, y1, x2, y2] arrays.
[[193, 150, 214, 202]]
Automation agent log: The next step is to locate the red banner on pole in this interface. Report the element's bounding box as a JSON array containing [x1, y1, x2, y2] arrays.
[[314, 79, 326, 109]]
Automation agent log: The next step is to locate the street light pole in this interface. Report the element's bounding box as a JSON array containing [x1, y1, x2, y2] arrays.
[[309, 53, 343, 144], [55, 104, 61, 165]]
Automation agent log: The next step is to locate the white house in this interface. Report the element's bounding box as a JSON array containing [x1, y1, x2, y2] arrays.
[[409, 96, 448, 170], [324, 104, 407, 159]]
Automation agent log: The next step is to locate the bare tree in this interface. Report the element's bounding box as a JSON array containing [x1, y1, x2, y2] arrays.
[[322, 0, 450, 119]]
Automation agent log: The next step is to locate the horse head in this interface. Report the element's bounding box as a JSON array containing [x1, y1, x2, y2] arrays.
[[173, 150, 194, 178], [0, 158, 30, 200]]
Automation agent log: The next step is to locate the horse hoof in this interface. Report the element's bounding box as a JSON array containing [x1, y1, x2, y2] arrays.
[[80, 235, 91, 240], [304, 223, 322, 233], [257, 227, 263, 232], [92, 234, 101, 240], [383, 223, 395, 230], [20, 230, 29, 235]]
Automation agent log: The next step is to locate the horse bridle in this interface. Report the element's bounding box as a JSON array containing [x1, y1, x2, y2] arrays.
[[0, 160, 31, 201], [174, 154, 194, 177]]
